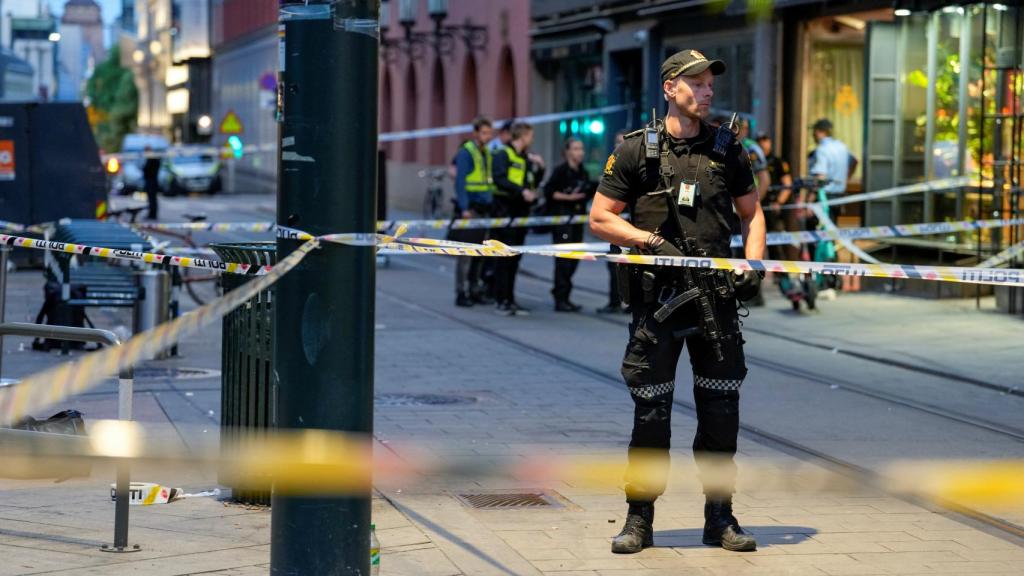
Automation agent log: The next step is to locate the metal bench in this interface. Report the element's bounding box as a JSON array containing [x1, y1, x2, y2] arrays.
[[35, 221, 157, 352]]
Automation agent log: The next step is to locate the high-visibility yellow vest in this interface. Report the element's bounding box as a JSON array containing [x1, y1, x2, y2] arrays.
[[462, 141, 495, 195], [503, 144, 528, 188]]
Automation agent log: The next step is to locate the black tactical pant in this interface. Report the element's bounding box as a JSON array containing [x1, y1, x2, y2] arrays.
[[551, 223, 584, 303], [621, 296, 747, 503], [492, 226, 526, 304], [451, 203, 491, 297]]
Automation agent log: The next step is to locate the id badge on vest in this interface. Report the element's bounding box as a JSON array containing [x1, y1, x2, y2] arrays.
[[677, 154, 703, 207]]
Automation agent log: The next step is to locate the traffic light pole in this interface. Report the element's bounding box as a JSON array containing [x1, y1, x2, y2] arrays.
[[272, 1, 378, 575]]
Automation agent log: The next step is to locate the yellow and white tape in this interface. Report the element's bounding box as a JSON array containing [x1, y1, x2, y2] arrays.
[[0, 238, 319, 426], [979, 240, 1024, 269], [597, 252, 1024, 288], [0, 234, 268, 276]]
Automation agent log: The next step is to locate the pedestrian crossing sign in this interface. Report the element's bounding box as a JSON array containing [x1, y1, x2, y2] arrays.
[[219, 111, 244, 135]]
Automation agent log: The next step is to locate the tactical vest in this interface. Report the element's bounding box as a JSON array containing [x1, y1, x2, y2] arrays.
[[462, 141, 495, 196], [627, 123, 740, 259]]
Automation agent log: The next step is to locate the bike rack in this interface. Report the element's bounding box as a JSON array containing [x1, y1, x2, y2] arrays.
[[0, 322, 139, 553]]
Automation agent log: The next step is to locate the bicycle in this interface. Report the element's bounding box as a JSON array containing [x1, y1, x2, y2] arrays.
[[419, 168, 448, 219]]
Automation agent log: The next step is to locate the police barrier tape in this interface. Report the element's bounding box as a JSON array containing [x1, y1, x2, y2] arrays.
[[7, 220, 1023, 290], [141, 221, 276, 233], [101, 105, 635, 161], [809, 204, 882, 265], [0, 233, 272, 276], [979, 240, 1024, 269], [377, 104, 633, 143], [0, 226, 470, 274], [500, 247, 1024, 288], [0, 239, 319, 426], [142, 214, 1024, 254], [752, 217, 1024, 249], [1, 233, 1023, 447], [784, 177, 974, 210], [3, 423, 1024, 506]]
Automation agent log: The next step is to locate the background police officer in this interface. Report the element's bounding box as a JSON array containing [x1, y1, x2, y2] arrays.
[[589, 49, 767, 554], [544, 137, 594, 312], [451, 116, 496, 307], [491, 121, 542, 316]]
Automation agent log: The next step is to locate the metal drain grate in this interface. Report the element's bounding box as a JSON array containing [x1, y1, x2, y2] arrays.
[[456, 492, 563, 510], [375, 393, 476, 407]]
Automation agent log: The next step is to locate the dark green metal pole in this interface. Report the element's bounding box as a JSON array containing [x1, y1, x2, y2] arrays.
[[272, 1, 378, 574]]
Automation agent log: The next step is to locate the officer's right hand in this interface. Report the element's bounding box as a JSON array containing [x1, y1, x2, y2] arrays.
[[644, 234, 684, 257], [461, 210, 474, 219]]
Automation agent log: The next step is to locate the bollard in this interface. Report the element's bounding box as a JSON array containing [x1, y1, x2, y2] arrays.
[[134, 270, 170, 360]]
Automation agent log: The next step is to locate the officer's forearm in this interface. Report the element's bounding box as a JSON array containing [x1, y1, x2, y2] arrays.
[[740, 204, 767, 260], [590, 210, 650, 249]]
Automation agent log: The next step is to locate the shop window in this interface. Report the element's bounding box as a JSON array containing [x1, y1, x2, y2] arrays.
[[931, 11, 964, 180], [809, 44, 864, 182]]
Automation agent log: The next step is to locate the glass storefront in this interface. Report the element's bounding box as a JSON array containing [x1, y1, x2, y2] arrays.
[[798, 2, 1022, 256]]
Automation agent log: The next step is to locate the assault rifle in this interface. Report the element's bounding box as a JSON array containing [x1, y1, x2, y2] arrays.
[[646, 188, 735, 362], [649, 237, 733, 362]]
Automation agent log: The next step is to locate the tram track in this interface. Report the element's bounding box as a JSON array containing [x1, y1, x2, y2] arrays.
[[523, 268, 1023, 398], [381, 257, 1024, 544]]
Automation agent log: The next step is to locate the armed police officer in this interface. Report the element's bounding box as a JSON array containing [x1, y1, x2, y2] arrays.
[[589, 49, 767, 554]]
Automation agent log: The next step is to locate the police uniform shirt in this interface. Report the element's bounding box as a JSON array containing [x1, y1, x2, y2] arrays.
[[597, 121, 756, 258], [763, 154, 791, 205]]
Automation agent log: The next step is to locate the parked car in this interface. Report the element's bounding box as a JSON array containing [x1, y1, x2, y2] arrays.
[[165, 149, 223, 195]]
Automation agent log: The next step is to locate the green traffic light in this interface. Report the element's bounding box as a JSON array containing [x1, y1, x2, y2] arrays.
[[228, 135, 244, 159], [588, 119, 605, 135]]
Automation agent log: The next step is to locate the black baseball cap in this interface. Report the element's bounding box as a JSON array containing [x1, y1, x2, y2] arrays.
[[661, 49, 726, 83]]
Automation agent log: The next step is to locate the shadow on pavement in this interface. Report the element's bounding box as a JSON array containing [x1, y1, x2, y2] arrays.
[[653, 526, 816, 548]]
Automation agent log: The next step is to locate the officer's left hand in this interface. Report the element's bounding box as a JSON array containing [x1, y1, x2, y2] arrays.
[[522, 189, 537, 203], [732, 270, 764, 301]]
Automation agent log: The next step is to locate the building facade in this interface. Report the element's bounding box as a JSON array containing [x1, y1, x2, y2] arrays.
[[132, 0, 173, 133], [532, 1, 1022, 274], [209, 0, 278, 193], [57, 0, 105, 102], [168, 0, 212, 143], [379, 0, 531, 210], [4, 0, 57, 100]]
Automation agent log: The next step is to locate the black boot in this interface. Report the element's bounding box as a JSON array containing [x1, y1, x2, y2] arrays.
[[702, 499, 756, 551], [611, 502, 654, 554]]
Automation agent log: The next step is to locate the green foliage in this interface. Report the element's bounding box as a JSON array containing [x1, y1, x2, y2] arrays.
[[86, 45, 138, 153]]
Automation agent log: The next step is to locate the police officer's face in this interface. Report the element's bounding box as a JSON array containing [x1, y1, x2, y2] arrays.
[[476, 125, 493, 145], [669, 70, 715, 119]]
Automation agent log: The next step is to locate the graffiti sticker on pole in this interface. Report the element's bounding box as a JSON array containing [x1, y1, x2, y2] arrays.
[[0, 140, 15, 181]]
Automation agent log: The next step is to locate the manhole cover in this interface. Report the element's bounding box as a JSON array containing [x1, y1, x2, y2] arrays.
[[132, 367, 221, 381], [375, 393, 476, 406], [455, 490, 567, 510]]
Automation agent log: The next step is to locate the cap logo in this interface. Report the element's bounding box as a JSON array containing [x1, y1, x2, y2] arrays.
[[690, 50, 707, 61]]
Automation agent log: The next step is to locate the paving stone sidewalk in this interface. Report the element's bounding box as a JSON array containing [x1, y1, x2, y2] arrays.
[[0, 246, 1022, 575]]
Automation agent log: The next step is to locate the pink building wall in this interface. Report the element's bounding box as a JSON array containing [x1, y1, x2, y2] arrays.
[[379, 0, 532, 166]]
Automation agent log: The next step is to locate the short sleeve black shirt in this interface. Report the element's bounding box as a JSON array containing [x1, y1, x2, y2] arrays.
[[597, 121, 755, 257]]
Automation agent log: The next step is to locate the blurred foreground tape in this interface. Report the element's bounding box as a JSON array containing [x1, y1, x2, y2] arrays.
[[887, 461, 1024, 505], [3, 425, 1024, 506]]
